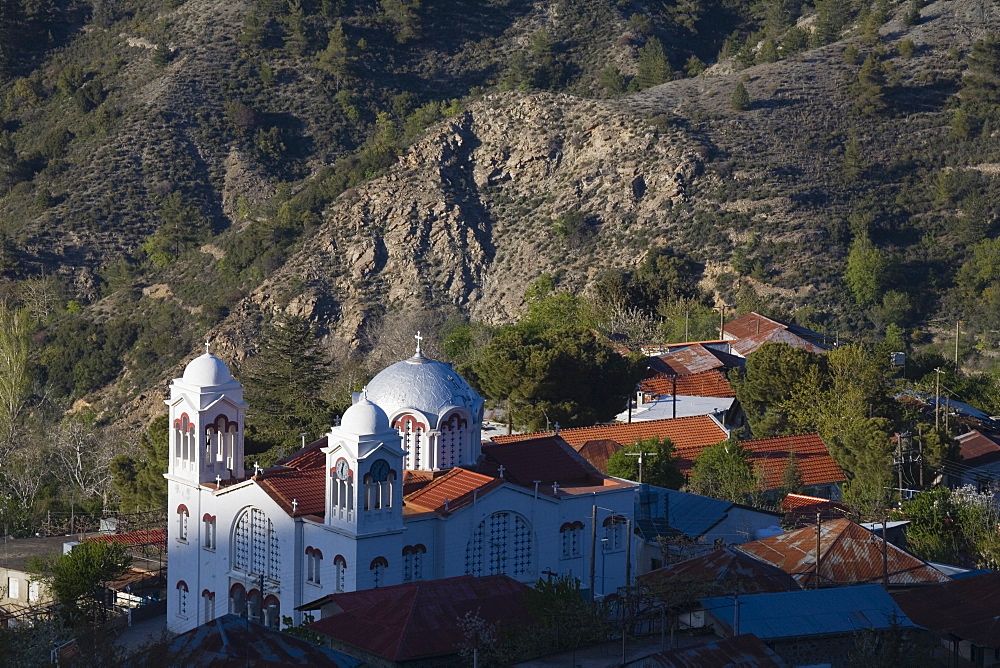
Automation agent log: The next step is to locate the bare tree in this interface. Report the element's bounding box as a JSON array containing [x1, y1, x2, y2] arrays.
[[0, 302, 32, 462], [51, 415, 122, 507]]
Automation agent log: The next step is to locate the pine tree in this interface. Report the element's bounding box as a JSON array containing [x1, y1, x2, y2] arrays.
[[962, 36, 1000, 106], [241, 315, 333, 454], [780, 450, 804, 495], [317, 22, 352, 82], [731, 81, 750, 111], [634, 38, 671, 90]]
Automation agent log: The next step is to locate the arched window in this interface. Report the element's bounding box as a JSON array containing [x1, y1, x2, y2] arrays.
[[203, 514, 216, 550], [364, 459, 395, 511], [206, 414, 239, 471], [232, 507, 280, 581], [603, 515, 626, 552], [439, 413, 467, 468], [402, 544, 427, 582], [176, 580, 189, 618], [247, 589, 262, 624], [263, 595, 280, 630], [393, 415, 427, 469], [177, 505, 189, 542], [370, 557, 388, 588], [173, 413, 196, 470], [229, 583, 246, 618], [560, 522, 584, 558], [465, 511, 533, 579], [202, 590, 215, 622], [329, 462, 354, 521], [334, 555, 347, 591], [306, 547, 323, 585]]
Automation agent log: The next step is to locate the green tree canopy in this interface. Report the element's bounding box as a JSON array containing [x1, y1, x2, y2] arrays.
[[241, 314, 333, 457], [606, 437, 684, 489], [688, 438, 760, 503], [32, 540, 132, 626], [903, 486, 1000, 568], [845, 232, 890, 305], [467, 326, 645, 431], [634, 38, 670, 90], [110, 414, 168, 512]]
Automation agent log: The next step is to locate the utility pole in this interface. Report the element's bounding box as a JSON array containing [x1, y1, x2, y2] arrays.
[[955, 320, 961, 368], [624, 452, 657, 484], [881, 515, 889, 588], [625, 518, 632, 589], [589, 503, 597, 602], [814, 512, 822, 590], [684, 311, 689, 342], [934, 368, 943, 430], [671, 375, 677, 419], [898, 437, 904, 504]]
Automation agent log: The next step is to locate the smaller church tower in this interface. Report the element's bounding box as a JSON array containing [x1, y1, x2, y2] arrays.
[[165, 348, 247, 485], [323, 396, 405, 535]]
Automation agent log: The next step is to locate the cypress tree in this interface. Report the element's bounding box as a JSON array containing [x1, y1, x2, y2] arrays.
[[731, 81, 750, 111]]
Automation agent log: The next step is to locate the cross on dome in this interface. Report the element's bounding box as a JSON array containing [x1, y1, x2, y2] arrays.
[[414, 331, 423, 356], [205, 340, 210, 355]]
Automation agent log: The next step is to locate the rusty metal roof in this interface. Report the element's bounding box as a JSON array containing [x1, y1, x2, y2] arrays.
[[891, 572, 1000, 647], [159, 613, 361, 666], [639, 633, 787, 667], [956, 429, 1000, 469], [307, 575, 530, 662], [736, 518, 950, 587], [729, 329, 829, 356], [637, 547, 800, 595], [649, 343, 745, 377]]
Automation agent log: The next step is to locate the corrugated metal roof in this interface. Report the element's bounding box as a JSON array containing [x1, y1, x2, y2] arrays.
[[892, 572, 1000, 647], [736, 518, 950, 586], [649, 343, 745, 377], [160, 613, 361, 666], [492, 415, 729, 452], [729, 329, 829, 356], [637, 547, 800, 595], [308, 575, 530, 662], [635, 633, 787, 667], [702, 584, 921, 640], [957, 429, 1000, 469]]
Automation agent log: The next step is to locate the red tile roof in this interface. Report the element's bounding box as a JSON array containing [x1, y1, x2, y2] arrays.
[[84, 528, 167, 551], [892, 572, 1000, 647], [956, 429, 1000, 469], [277, 436, 328, 470], [256, 466, 327, 517], [480, 437, 600, 488], [492, 415, 729, 452], [307, 575, 531, 662], [404, 468, 501, 515], [642, 369, 735, 398], [781, 493, 830, 510], [737, 518, 950, 587], [780, 493, 851, 526], [637, 547, 800, 595], [737, 433, 845, 489]]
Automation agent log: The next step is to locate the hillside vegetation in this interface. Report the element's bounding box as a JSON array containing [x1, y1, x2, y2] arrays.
[[2, 0, 1000, 528]]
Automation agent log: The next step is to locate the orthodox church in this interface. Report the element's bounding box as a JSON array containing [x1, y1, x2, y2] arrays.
[[165, 339, 638, 634]]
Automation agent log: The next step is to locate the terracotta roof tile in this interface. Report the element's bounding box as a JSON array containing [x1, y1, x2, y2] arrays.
[[738, 433, 846, 489], [307, 575, 531, 662], [737, 518, 950, 586], [492, 416, 729, 452], [480, 437, 600, 488], [781, 493, 831, 510], [84, 528, 166, 550], [256, 466, 327, 517], [277, 436, 328, 470], [404, 468, 500, 515], [642, 370, 735, 398]]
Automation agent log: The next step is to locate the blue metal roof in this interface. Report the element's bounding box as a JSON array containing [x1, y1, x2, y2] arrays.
[[638, 486, 734, 538], [702, 584, 922, 640]]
